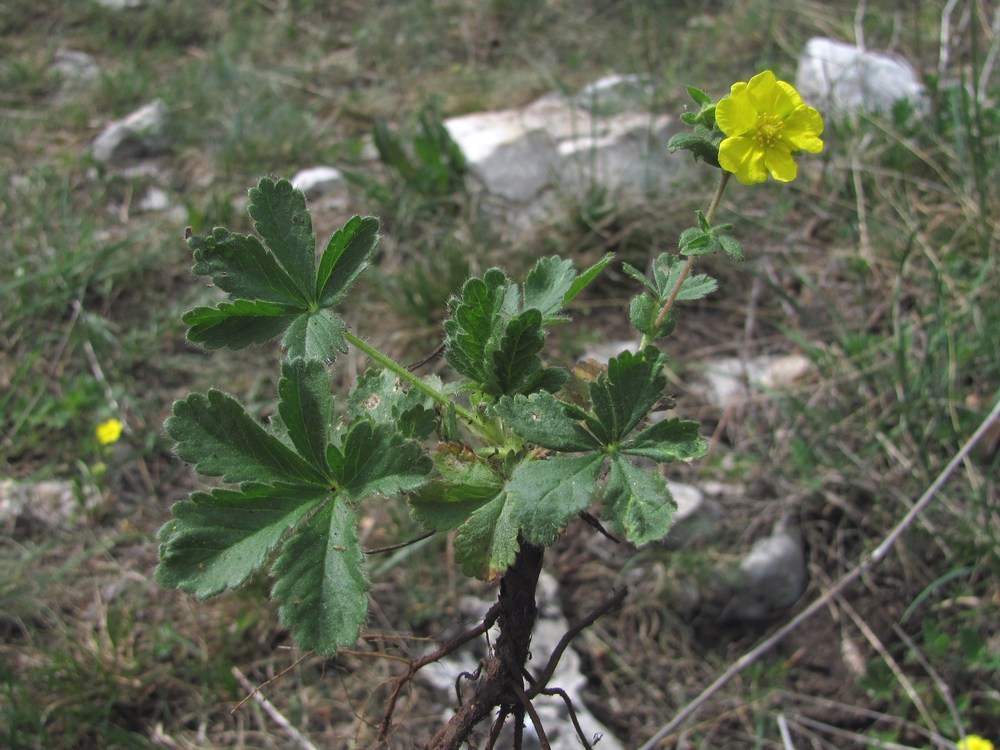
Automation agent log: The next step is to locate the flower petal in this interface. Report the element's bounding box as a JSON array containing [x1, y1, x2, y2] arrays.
[[716, 82, 756, 136], [764, 143, 798, 182], [783, 105, 825, 153], [719, 135, 767, 184]]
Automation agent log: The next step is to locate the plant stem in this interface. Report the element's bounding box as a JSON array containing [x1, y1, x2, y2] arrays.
[[639, 171, 731, 349], [343, 330, 481, 429]]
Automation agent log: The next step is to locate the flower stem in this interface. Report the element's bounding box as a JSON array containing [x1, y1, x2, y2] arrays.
[[640, 172, 731, 349], [343, 330, 481, 429]]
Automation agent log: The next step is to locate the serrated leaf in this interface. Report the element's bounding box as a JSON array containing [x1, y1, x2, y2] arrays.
[[488, 308, 544, 396], [523, 256, 575, 320], [564, 252, 613, 305], [588, 348, 667, 444], [602, 456, 675, 546], [328, 420, 431, 500], [686, 85, 712, 106], [278, 359, 334, 473], [272, 501, 368, 656], [444, 269, 511, 383], [718, 234, 745, 261], [317, 215, 380, 306], [409, 445, 502, 531], [190, 228, 307, 306], [183, 300, 300, 349], [679, 227, 715, 256], [156, 484, 324, 597], [281, 308, 348, 361], [347, 368, 434, 424], [528, 366, 570, 394], [454, 453, 602, 579], [495, 392, 600, 452], [167, 390, 327, 486], [677, 273, 719, 301], [247, 178, 315, 300], [621, 261, 655, 293], [666, 132, 721, 167], [622, 418, 707, 463]]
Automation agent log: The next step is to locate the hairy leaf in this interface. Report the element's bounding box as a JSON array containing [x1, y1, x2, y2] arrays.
[[247, 178, 315, 299], [622, 418, 707, 463], [409, 443, 504, 530], [495, 392, 600, 452], [587, 348, 667, 444], [281, 308, 348, 361], [602, 456, 675, 546], [488, 308, 545, 396], [444, 269, 511, 383], [271, 502, 368, 656], [327, 420, 431, 500], [190, 228, 307, 306], [564, 252, 613, 305], [183, 300, 299, 349], [278, 359, 334, 473], [523, 256, 575, 321], [167, 390, 327, 486], [317, 215, 380, 306], [156, 484, 324, 597]]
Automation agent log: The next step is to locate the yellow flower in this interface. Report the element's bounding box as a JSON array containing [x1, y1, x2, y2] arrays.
[[959, 736, 995, 750], [95, 418, 123, 446], [716, 70, 824, 185]]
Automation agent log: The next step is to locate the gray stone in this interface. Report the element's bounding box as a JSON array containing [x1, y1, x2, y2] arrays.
[[53, 49, 100, 88], [661, 481, 721, 550], [575, 74, 655, 116], [795, 37, 927, 115], [291, 166, 346, 198], [92, 99, 169, 164], [0, 479, 100, 532], [717, 518, 808, 622], [694, 354, 813, 409], [137, 186, 170, 212]]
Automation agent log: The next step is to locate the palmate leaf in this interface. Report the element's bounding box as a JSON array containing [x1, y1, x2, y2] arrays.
[[587, 348, 668, 444], [271, 501, 369, 657], [602, 456, 675, 546], [184, 178, 379, 354], [327, 420, 432, 500], [346, 368, 438, 439], [409, 445, 503, 532], [623, 418, 707, 463], [495, 392, 600, 452], [488, 308, 545, 396], [278, 359, 334, 472], [444, 269, 511, 383], [454, 453, 603, 579], [156, 484, 325, 598]]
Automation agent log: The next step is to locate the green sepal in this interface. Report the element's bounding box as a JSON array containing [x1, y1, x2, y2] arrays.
[[277, 359, 334, 473], [495, 392, 600, 452], [166, 390, 327, 487], [602, 456, 675, 546], [271, 501, 369, 657], [183, 300, 300, 349], [281, 309, 348, 361], [622, 418, 707, 463], [326, 420, 432, 500], [667, 130, 722, 167], [317, 215, 380, 306], [155, 483, 325, 597], [586, 348, 667, 445], [454, 453, 603, 580]]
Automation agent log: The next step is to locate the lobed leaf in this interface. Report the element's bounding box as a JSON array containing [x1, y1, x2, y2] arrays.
[[190, 228, 307, 306], [602, 456, 675, 546], [495, 392, 600, 452], [488, 308, 545, 396], [281, 308, 348, 361], [523, 256, 575, 321], [622, 417, 707, 463], [444, 269, 511, 383], [167, 390, 327, 486], [247, 178, 316, 300], [183, 300, 299, 349], [156, 484, 324, 598], [317, 215, 380, 306], [278, 359, 334, 473], [587, 348, 667, 444], [563, 252, 613, 305], [271, 502, 368, 656], [328, 420, 432, 500]]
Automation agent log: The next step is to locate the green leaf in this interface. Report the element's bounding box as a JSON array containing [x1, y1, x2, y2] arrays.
[[190, 228, 308, 306], [622, 418, 707, 463], [183, 300, 300, 349], [488, 308, 544, 396], [281, 309, 348, 361], [156, 484, 324, 597], [677, 273, 718, 301], [686, 85, 712, 106], [563, 252, 613, 305], [718, 234, 745, 261], [666, 131, 721, 167], [454, 454, 602, 579], [587, 348, 667, 444], [328, 420, 431, 500], [444, 269, 511, 383], [679, 227, 715, 256], [629, 292, 675, 338], [247, 178, 316, 300], [495, 392, 600, 452], [317, 215, 380, 306], [602, 456, 675, 546], [523, 256, 575, 321], [167, 390, 327, 486], [278, 359, 334, 473], [409, 445, 502, 531], [271, 501, 368, 656], [621, 261, 655, 293]]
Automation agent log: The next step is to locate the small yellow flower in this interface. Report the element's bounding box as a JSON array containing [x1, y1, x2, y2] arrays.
[[95, 418, 123, 446], [959, 736, 995, 750], [716, 70, 824, 185]]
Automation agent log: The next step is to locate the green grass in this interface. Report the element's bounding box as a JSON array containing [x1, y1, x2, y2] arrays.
[[1, 0, 997, 747]]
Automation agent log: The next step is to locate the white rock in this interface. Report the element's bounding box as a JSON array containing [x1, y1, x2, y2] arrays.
[[718, 519, 807, 622], [92, 99, 169, 164], [53, 49, 100, 88], [696, 353, 813, 409], [137, 186, 170, 212], [291, 166, 345, 197], [0, 479, 100, 532], [795, 37, 926, 115], [575, 74, 654, 115], [661, 481, 720, 550], [579, 339, 641, 367]]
